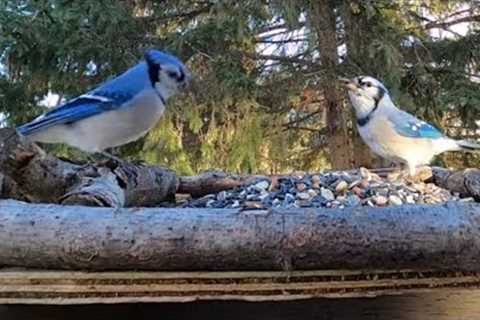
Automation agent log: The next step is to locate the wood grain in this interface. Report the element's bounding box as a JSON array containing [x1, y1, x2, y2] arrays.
[[0, 269, 479, 304]]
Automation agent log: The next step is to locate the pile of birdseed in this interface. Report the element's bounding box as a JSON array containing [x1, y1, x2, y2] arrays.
[[181, 168, 474, 209]]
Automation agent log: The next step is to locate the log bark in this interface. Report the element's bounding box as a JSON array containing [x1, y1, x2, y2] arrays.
[[0, 128, 178, 207], [431, 167, 480, 201], [178, 172, 267, 197], [1, 200, 480, 271]]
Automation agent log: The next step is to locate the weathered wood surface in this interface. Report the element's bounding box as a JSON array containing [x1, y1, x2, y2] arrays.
[[431, 167, 480, 201], [0, 128, 262, 206], [0, 128, 178, 207], [177, 172, 264, 198], [0, 269, 479, 304], [3, 290, 480, 319], [1, 200, 480, 271]]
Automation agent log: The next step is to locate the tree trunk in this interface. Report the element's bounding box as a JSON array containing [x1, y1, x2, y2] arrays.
[[308, 1, 354, 170], [341, 0, 392, 169], [1, 200, 480, 271]]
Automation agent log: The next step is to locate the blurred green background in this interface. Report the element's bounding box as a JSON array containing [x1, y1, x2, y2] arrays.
[[0, 0, 479, 175]]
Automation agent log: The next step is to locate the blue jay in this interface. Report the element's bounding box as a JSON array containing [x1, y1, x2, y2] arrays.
[[17, 49, 190, 154], [340, 76, 480, 175]]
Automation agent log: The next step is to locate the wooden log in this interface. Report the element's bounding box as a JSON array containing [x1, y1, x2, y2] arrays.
[[0, 128, 178, 207], [178, 171, 266, 197], [1, 200, 480, 271], [59, 168, 126, 207], [431, 167, 480, 201], [116, 164, 178, 206]]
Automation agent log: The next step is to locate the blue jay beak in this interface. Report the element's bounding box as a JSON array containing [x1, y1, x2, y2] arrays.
[[338, 77, 359, 92], [184, 76, 199, 104], [181, 72, 193, 90]]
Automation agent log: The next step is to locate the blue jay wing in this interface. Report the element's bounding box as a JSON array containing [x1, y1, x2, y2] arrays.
[[389, 111, 444, 139], [17, 96, 118, 136], [18, 62, 151, 136]]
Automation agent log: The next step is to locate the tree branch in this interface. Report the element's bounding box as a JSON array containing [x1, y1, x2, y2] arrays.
[[244, 52, 313, 65], [424, 15, 480, 30]]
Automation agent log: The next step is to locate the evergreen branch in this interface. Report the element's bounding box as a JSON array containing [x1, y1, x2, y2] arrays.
[[282, 110, 323, 129], [424, 15, 480, 30], [135, 4, 213, 23], [255, 38, 308, 44], [257, 22, 306, 36], [444, 8, 479, 20], [282, 126, 327, 133], [244, 52, 312, 65]]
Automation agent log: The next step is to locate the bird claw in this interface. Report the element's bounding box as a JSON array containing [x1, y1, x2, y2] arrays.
[[413, 166, 433, 181], [88, 152, 126, 167], [386, 166, 427, 184], [386, 164, 406, 182], [403, 166, 432, 184]]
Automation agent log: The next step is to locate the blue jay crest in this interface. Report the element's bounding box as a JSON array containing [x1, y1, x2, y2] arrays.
[[144, 49, 188, 87]]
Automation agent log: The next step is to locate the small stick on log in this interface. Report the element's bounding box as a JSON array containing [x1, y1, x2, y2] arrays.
[[178, 171, 266, 198]]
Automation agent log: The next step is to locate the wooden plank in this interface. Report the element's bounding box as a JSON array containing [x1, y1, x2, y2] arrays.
[[0, 269, 479, 304], [3, 291, 480, 319], [0, 269, 467, 281]]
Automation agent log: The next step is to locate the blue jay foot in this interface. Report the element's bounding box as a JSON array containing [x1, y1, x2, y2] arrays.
[[395, 166, 433, 184], [386, 170, 404, 181], [386, 165, 432, 183], [410, 166, 433, 182], [89, 152, 126, 167], [386, 165, 406, 181], [128, 159, 148, 166]]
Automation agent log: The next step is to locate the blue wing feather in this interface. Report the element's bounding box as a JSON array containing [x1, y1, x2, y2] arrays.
[[17, 97, 116, 135], [390, 110, 443, 139], [17, 62, 150, 136]]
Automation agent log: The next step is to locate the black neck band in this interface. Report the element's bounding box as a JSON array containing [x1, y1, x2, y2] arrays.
[[156, 91, 166, 105], [356, 87, 385, 127]]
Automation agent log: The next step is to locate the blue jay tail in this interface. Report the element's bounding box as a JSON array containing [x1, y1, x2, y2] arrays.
[[457, 140, 480, 151]]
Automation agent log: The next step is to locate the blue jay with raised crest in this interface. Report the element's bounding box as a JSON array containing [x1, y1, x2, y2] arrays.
[[17, 49, 190, 154], [340, 76, 480, 175]]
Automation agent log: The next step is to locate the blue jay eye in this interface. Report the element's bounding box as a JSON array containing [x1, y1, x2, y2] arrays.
[[177, 69, 185, 82], [167, 71, 178, 79], [365, 82, 372, 87]]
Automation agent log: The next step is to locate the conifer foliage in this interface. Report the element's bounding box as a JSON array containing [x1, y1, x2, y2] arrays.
[[0, 0, 479, 173]]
